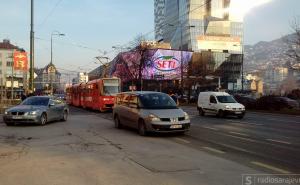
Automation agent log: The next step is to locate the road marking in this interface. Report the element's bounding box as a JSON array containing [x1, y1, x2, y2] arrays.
[[174, 138, 190, 144], [225, 134, 256, 142], [267, 139, 291, 145], [189, 115, 198, 119], [229, 131, 249, 137], [201, 126, 219, 131], [265, 118, 300, 124], [247, 111, 300, 118], [228, 120, 264, 126], [246, 122, 264, 126], [251, 161, 291, 174], [203, 147, 225, 154]]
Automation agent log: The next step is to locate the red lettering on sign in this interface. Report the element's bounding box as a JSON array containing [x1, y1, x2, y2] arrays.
[[153, 57, 179, 71]]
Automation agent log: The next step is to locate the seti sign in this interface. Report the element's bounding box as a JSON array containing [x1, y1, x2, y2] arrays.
[[153, 56, 180, 71]]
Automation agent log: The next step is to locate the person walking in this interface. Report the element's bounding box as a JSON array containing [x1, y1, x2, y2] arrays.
[[21, 93, 27, 101]]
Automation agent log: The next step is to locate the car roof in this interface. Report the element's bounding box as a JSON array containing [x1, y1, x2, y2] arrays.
[[199, 91, 230, 96], [27, 96, 52, 99]]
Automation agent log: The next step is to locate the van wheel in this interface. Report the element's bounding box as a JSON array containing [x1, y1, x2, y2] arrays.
[[5, 122, 14, 126], [199, 108, 205, 116], [138, 120, 147, 136], [217, 110, 225, 118], [114, 115, 122, 129]]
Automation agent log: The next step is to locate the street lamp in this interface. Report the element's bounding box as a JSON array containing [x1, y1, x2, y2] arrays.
[[51, 31, 65, 65], [50, 31, 65, 95], [168, 23, 195, 94]]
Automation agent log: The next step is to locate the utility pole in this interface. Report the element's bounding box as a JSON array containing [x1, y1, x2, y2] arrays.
[[11, 58, 14, 100], [180, 23, 184, 93], [29, 0, 34, 93]]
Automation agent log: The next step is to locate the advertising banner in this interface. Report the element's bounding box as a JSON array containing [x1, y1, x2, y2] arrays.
[[109, 49, 193, 82], [13, 51, 28, 71], [143, 49, 193, 80]]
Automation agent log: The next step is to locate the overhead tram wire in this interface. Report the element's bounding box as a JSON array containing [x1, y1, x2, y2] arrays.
[[34, 1, 212, 62], [34, 36, 116, 56], [38, 0, 64, 29]]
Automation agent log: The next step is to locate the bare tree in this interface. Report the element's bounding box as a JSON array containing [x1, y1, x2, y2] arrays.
[[129, 33, 147, 49], [286, 16, 300, 63]]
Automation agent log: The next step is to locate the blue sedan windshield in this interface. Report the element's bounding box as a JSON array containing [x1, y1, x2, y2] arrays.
[[21, 97, 50, 106]]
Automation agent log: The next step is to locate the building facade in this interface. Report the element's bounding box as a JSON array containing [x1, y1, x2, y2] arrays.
[[72, 72, 89, 84], [154, 0, 166, 41], [35, 63, 62, 95], [154, 0, 244, 89], [0, 39, 27, 99]]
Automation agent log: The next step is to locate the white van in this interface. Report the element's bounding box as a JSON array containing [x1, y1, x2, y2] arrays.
[[197, 92, 245, 118]]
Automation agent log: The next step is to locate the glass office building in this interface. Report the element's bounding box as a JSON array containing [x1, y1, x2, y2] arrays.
[[154, 0, 244, 90]]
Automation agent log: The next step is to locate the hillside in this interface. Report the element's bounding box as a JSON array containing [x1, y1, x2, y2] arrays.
[[244, 33, 298, 72]]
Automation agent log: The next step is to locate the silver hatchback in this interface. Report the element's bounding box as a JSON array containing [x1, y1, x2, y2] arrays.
[[113, 91, 190, 136]]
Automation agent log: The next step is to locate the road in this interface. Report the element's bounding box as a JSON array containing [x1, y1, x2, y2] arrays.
[[181, 106, 300, 174], [0, 106, 299, 185]]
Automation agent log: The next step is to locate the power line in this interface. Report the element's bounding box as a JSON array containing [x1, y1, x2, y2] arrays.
[[118, 0, 212, 49], [38, 0, 64, 28]]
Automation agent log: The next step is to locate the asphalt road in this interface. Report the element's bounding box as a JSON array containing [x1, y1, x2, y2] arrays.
[[0, 106, 299, 185], [181, 106, 300, 174]]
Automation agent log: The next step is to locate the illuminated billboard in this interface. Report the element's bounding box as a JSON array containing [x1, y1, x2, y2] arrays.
[[143, 49, 192, 80], [110, 49, 193, 82]]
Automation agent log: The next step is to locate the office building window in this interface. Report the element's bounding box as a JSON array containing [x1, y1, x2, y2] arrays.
[[7, 61, 13, 67]]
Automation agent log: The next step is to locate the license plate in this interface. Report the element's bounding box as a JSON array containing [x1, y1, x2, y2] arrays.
[[170, 124, 182, 129], [12, 116, 22, 119], [235, 112, 242, 114]]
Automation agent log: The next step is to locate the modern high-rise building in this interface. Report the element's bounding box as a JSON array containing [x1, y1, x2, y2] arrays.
[[154, 0, 166, 41], [154, 0, 244, 90]]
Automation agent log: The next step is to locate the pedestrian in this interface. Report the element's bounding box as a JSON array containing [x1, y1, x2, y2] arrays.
[[21, 93, 27, 101], [169, 91, 179, 105]]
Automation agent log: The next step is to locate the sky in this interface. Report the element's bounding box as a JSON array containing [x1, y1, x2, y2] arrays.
[[0, 0, 299, 75]]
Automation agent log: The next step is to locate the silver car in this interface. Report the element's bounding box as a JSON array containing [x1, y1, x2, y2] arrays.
[[3, 96, 69, 126], [113, 91, 190, 136]]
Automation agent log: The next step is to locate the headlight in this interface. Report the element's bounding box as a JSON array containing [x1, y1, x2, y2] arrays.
[[28, 111, 38, 115], [103, 98, 110, 101], [148, 114, 160, 122], [184, 112, 190, 120], [4, 111, 8, 115], [225, 105, 231, 110]]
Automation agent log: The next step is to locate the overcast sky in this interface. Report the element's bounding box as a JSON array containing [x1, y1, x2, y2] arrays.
[[0, 0, 299, 73]]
